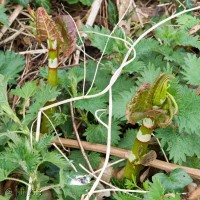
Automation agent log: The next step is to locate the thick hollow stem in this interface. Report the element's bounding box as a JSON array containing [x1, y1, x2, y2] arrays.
[[41, 40, 58, 134], [123, 118, 153, 180]]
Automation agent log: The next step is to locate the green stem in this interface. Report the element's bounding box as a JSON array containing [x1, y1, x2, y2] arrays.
[[41, 39, 58, 134], [123, 119, 153, 180]]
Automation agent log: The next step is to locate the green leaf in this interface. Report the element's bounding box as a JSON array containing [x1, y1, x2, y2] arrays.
[[84, 120, 121, 145], [112, 75, 135, 95], [123, 60, 146, 74], [3, 137, 40, 174], [108, 0, 118, 25], [11, 81, 38, 101], [174, 86, 200, 133], [68, 150, 101, 172], [0, 75, 21, 126], [74, 89, 107, 114], [0, 4, 9, 26], [176, 14, 199, 30], [34, 134, 56, 151], [82, 25, 112, 54], [112, 87, 136, 119], [24, 82, 60, 124], [185, 0, 195, 8], [64, 0, 93, 5], [135, 38, 159, 56], [153, 168, 192, 193], [11, 0, 30, 7], [181, 54, 200, 86], [118, 129, 137, 150], [82, 26, 125, 55], [155, 126, 200, 164], [42, 151, 69, 169], [36, 0, 51, 13], [137, 63, 162, 85], [80, 0, 93, 6], [84, 60, 111, 91], [64, 0, 79, 4], [113, 192, 141, 200], [0, 51, 24, 83], [143, 177, 165, 200], [0, 159, 16, 181], [0, 192, 12, 200]]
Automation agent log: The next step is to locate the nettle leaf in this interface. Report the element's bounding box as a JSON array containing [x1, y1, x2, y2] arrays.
[[0, 159, 16, 181], [136, 63, 162, 85], [155, 126, 200, 164], [177, 31, 200, 50], [5, 137, 40, 174], [123, 60, 146, 74], [112, 75, 135, 95], [155, 26, 178, 47], [24, 82, 60, 124], [63, 66, 84, 94], [85, 60, 111, 91], [113, 192, 141, 200], [143, 177, 165, 200], [108, 0, 118, 25], [11, 81, 38, 101], [135, 38, 159, 56], [176, 14, 199, 30], [0, 75, 21, 126], [11, 0, 30, 7], [69, 150, 101, 172], [64, 0, 93, 5], [181, 54, 200, 86], [84, 120, 121, 145], [34, 134, 56, 151], [156, 46, 187, 66], [0, 51, 24, 82], [42, 151, 69, 169], [112, 87, 136, 119], [153, 168, 192, 193], [174, 86, 200, 133], [74, 90, 107, 114], [118, 129, 137, 150], [80, 0, 93, 6], [82, 25, 125, 55], [82, 25, 112, 54], [0, 4, 9, 26], [36, 0, 51, 13]]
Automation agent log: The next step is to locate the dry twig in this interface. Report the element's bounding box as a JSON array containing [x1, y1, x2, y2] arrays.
[[70, 102, 94, 173], [54, 138, 200, 180]]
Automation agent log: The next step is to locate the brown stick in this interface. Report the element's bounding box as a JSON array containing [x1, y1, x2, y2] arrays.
[[54, 138, 200, 180], [70, 102, 94, 173]]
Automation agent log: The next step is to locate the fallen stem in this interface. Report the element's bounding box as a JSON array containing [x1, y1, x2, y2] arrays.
[[54, 138, 200, 179]]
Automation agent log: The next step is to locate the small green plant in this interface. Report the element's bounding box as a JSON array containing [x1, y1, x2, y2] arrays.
[[28, 6, 76, 133], [123, 73, 178, 179]]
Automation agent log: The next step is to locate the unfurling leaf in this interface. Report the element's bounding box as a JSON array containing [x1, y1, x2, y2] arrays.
[[126, 73, 178, 128], [28, 6, 63, 44], [55, 15, 76, 57]]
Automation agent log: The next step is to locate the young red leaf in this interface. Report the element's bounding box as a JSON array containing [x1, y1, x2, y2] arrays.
[[54, 15, 76, 57]]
